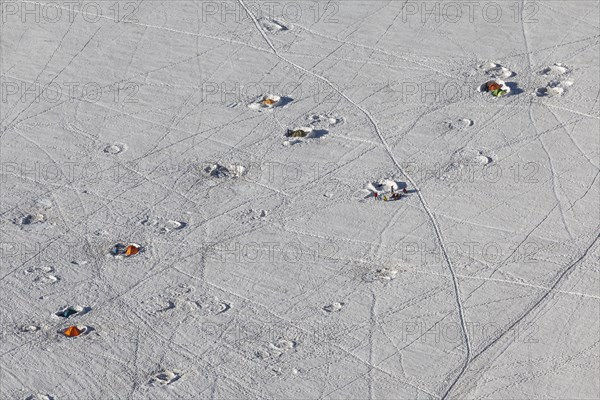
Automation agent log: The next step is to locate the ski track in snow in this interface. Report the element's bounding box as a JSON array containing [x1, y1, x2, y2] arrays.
[[238, 1, 473, 395]]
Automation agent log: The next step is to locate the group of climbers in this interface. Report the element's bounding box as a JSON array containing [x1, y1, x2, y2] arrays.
[[373, 186, 409, 201]]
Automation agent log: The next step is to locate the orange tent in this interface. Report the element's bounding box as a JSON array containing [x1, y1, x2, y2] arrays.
[[125, 245, 140, 256], [63, 326, 83, 337], [487, 82, 501, 91]]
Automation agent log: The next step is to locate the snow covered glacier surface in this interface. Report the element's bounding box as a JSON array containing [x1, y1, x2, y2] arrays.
[[1, 1, 599, 399]]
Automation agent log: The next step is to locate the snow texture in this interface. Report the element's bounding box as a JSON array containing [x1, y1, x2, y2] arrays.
[[0, 1, 599, 399]]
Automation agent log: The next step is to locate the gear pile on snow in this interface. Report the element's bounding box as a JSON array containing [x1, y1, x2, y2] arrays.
[[285, 127, 311, 138], [381, 192, 405, 201], [365, 179, 409, 201]]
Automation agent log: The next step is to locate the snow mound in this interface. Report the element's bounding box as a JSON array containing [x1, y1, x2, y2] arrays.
[[21, 325, 40, 333], [323, 302, 344, 312], [536, 63, 573, 97], [257, 338, 298, 360], [15, 212, 46, 226], [149, 370, 182, 386], [479, 62, 515, 79], [201, 163, 247, 178], [25, 394, 55, 400], [141, 216, 187, 234], [33, 275, 59, 286], [308, 114, 345, 128], [446, 118, 474, 130], [103, 143, 127, 154], [376, 267, 398, 280], [539, 63, 571, 76], [474, 154, 493, 165], [194, 298, 231, 316], [536, 79, 574, 97], [259, 18, 292, 33], [363, 267, 400, 282], [442, 147, 494, 179], [366, 179, 401, 194], [24, 266, 54, 274]]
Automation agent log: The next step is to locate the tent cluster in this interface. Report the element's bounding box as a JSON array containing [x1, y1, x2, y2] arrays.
[[111, 243, 141, 258], [55, 306, 89, 338], [481, 80, 508, 97], [55, 242, 143, 340]]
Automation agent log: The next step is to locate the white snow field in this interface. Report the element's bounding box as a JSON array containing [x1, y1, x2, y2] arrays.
[[1, 1, 599, 399]]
